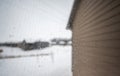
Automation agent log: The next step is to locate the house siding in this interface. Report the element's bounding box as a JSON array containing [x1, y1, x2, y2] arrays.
[[72, 0, 120, 76]]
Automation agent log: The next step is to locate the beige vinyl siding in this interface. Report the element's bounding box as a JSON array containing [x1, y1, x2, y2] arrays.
[[72, 0, 120, 76]]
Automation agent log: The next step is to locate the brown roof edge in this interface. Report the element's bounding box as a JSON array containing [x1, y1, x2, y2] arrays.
[[66, 0, 81, 30]]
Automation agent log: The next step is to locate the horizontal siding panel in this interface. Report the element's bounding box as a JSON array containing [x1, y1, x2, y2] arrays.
[[72, 0, 120, 76]]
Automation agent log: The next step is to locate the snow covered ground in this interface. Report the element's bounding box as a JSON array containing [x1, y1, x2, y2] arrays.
[[0, 0, 73, 76], [0, 46, 72, 76]]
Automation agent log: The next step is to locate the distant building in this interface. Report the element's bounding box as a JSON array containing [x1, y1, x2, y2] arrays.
[[51, 38, 71, 45]]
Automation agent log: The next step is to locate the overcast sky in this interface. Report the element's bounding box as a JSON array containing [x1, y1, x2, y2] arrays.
[[0, 0, 74, 42]]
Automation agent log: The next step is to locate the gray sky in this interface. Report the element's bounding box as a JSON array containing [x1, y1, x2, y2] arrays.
[[0, 0, 74, 42]]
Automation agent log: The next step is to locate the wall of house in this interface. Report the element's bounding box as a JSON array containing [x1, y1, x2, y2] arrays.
[[72, 0, 120, 76]]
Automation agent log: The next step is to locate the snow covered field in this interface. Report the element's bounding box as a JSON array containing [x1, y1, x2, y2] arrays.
[[0, 46, 72, 76], [0, 0, 73, 76]]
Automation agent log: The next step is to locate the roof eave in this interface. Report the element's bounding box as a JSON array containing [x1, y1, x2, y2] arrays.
[[66, 0, 81, 30]]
